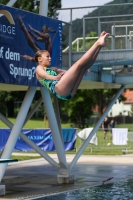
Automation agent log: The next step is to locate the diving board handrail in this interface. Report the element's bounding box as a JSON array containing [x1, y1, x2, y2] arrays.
[[0, 159, 18, 163]]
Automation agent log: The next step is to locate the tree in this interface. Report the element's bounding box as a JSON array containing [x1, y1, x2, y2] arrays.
[[0, 0, 35, 12], [93, 88, 127, 117], [0, 91, 26, 117], [59, 89, 96, 129], [58, 88, 126, 128], [0, 0, 61, 17], [47, 0, 61, 18]]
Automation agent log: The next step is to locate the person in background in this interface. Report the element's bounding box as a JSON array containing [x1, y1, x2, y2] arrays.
[[109, 119, 115, 139], [102, 117, 110, 139]]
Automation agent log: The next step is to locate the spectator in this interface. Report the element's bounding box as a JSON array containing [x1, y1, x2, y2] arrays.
[[109, 119, 115, 139], [102, 117, 110, 139]]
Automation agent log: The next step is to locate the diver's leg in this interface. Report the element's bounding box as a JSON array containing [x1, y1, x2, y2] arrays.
[[55, 32, 109, 96]]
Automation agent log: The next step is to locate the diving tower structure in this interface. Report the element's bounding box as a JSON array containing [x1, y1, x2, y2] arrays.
[[0, 1, 133, 194]]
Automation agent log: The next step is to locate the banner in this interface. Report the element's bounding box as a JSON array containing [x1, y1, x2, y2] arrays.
[[112, 128, 128, 145], [78, 128, 98, 145], [0, 128, 77, 151], [0, 5, 62, 86]]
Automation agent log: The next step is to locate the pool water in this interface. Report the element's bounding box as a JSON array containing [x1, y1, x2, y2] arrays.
[[37, 178, 133, 200]]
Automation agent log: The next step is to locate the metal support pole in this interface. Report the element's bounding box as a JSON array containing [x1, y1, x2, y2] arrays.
[[0, 113, 60, 170], [39, 0, 48, 16], [0, 97, 42, 157], [38, 1, 68, 175], [98, 18, 101, 37], [83, 18, 86, 51], [0, 87, 36, 181], [6, 0, 17, 6], [77, 39, 79, 51], [46, 0, 63, 143], [111, 24, 115, 49], [69, 9, 72, 68], [41, 87, 68, 173], [0, 97, 42, 154], [129, 31, 132, 49], [69, 85, 126, 172], [125, 26, 128, 49], [53, 95, 63, 143]]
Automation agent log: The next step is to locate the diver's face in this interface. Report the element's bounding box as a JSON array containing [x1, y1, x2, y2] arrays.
[[41, 52, 51, 67]]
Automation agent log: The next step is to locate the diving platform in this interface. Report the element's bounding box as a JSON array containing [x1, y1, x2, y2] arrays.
[[63, 49, 133, 67], [62, 49, 133, 89]]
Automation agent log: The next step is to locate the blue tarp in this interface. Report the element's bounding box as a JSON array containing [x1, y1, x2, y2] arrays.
[[0, 128, 77, 151]]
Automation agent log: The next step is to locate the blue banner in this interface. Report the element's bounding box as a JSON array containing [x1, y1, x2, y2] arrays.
[[0, 128, 77, 151], [0, 5, 62, 86]]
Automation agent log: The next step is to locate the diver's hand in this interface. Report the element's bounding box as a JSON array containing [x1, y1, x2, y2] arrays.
[[55, 73, 64, 80]]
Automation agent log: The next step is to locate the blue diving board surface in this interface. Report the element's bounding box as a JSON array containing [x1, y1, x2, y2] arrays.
[[0, 159, 18, 163]]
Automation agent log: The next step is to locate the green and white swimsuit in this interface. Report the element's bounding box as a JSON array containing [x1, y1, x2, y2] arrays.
[[38, 67, 72, 100]]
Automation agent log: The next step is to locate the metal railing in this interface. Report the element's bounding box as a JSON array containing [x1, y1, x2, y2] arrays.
[[63, 34, 133, 52], [55, 3, 133, 75]]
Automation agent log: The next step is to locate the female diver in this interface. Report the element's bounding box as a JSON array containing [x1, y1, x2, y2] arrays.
[[23, 31, 109, 100]]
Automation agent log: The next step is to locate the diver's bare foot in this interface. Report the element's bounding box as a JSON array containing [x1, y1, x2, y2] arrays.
[[98, 31, 110, 47]]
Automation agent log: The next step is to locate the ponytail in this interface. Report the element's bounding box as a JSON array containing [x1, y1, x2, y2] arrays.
[[21, 55, 35, 62], [21, 50, 49, 63]]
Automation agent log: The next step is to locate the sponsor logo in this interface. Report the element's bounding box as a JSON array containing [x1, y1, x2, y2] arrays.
[[0, 10, 15, 24], [0, 10, 16, 35]]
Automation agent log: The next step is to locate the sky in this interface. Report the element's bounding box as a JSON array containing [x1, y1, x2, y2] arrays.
[[58, 0, 112, 22]]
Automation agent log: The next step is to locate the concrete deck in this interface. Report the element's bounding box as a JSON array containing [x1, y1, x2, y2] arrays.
[[1, 153, 133, 199]]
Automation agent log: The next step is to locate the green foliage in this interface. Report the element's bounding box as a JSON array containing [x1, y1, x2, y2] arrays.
[[0, 0, 61, 17], [86, 32, 97, 37], [92, 89, 126, 117], [0, 91, 26, 117], [11, 155, 41, 161], [0, 0, 35, 12], [72, 32, 98, 52], [0, 0, 8, 5], [14, 0, 34, 12], [62, 0, 133, 48], [59, 89, 96, 129], [85, 32, 98, 50], [48, 0, 61, 18]]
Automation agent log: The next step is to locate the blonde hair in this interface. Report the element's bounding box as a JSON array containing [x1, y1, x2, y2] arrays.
[[22, 50, 48, 63]]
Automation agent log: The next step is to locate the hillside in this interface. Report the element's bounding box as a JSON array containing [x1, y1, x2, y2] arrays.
[[62, 0, 133, 48]]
